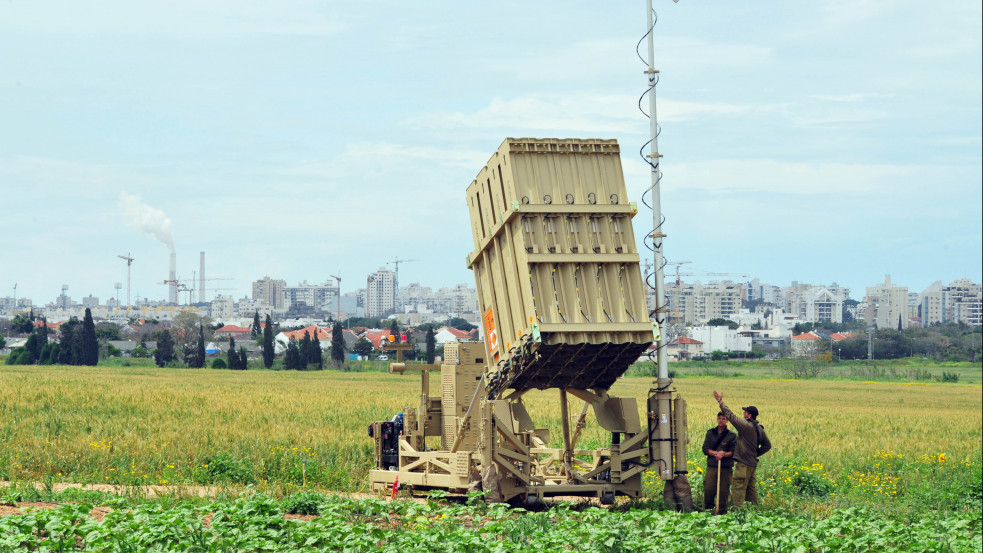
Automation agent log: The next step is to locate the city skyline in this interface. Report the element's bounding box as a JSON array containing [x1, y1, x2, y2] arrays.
[[2, 1, 980, 303]]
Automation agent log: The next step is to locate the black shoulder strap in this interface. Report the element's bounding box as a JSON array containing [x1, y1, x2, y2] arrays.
[[712, 429, 730, 451]]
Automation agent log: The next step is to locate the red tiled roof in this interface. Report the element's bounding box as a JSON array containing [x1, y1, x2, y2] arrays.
[[793, 332, 820, 340], [215, 324, 251, 334], [280, 325, 332, 342], [675, 336, 703, 345], [440, 326, 472, 339]]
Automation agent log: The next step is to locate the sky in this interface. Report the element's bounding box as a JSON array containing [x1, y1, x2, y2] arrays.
[[2, 0, 981, 306]]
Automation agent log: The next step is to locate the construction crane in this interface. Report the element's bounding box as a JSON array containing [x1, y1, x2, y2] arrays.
[[665, 260, 692, 286], [162, 279, 233, 306], [118, 253, 134, 309], [190, 271, 234, 303], [386, 257, 416, 297], [329, 273, 342, 322], [675, 270, 749, 286]]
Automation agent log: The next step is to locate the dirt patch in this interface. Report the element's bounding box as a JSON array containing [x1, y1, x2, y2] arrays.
[[0, 501, 111, 521]]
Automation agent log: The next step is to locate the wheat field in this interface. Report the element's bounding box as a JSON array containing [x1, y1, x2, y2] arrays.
[[0, 365, 979, 497]]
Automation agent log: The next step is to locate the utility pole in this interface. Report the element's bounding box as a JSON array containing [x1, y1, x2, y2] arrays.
[[867, 328, 874, 360]]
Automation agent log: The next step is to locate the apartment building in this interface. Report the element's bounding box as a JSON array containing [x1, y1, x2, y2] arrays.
[[747, 278, 785, 308], [252, 277, 286, 310], [667, 280, 745, 323], [787, 286, 843, 324], [282, 280, 338, 312], [365, 267, 396, 317], [862, 275, 909, 329], [921, 279, 983, 326]]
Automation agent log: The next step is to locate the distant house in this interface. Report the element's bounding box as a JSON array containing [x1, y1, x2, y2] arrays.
[[665, 336, 704, 361], [792, 331, 829, 356], [108, 340, 158, 357], [434, 326, 475, 345], [275, 325, 333, 349], [214, 324, 252, 340]]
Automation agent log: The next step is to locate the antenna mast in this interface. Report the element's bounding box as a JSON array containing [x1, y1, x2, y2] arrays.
[[643, 0, 677, 482]]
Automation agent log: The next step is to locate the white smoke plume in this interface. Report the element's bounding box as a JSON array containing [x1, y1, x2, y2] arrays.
[[118, 192, 175, 252]]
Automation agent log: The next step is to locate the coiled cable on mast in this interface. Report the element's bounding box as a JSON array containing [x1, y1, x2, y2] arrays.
[[637, 8, 671, 349]]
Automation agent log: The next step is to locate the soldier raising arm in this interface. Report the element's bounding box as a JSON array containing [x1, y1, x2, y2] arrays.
[[712, 389, 771, 508]]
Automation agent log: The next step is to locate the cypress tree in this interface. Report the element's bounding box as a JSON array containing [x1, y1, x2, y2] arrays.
[[38, 318, 49, 351], [300, 331, 312, 370], [285, 340, 300, 370], [228, 336, 239, 370], [155, 330, 175, 367], [252, 311, 261, 338], [238, 346, 248, 370], [425, 327, 436, 364], [71, 329, 85, 366], [390, 320, 401, 343], [263, 315, 274, 369], [312, 330, 323, 369], [82, 308, 98, 366], [24, 333, 39, 364], [49, 343, 61, 365], [331, 322, 345, 368], [191, 324, 206, 368], [58, 319, 78, 365]]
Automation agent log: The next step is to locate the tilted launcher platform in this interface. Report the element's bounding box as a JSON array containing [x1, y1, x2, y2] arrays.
[[369, 138, 689, 504]]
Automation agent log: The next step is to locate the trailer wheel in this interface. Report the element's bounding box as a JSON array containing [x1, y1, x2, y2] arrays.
[[600, 491, 615, 505]]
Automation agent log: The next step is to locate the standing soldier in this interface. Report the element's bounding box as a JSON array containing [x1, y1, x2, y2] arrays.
[[712, 390, 771, 508], [702, 411, 735, 514]]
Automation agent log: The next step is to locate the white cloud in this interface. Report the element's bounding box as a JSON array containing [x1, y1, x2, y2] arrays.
[[404, 94, 754, 133]]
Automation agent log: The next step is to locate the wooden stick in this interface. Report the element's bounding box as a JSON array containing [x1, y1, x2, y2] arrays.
[[713, 462, 721, 515]]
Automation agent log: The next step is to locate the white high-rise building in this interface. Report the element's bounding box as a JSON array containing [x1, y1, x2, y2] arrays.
[[366, 268, 396, 317]]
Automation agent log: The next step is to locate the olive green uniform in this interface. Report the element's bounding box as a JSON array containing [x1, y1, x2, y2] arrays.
[[718, 399, 771, 508]]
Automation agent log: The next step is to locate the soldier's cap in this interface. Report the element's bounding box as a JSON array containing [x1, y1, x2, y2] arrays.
[[742, 406, 759, 418]]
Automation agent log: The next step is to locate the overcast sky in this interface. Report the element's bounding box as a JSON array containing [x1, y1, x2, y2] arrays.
[[2, 0, 980, 306]]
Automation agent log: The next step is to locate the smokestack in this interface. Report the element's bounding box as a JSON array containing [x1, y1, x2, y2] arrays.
[[169, 252, 177, 304], [199, 251, 205, 303]]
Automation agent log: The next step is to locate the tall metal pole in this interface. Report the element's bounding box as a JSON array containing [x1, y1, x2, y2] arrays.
[[646, 0, 668, 380], [645, 0, 674, 481]]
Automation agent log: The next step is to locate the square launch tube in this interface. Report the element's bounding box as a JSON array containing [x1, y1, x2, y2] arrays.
[[467, 138, 654, 392]]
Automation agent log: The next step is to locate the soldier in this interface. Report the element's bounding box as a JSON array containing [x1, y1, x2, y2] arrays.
[[702, 411, 735, 514], [712, 390, 771, 508]]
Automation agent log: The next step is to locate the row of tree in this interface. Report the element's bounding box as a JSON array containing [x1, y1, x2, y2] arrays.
[[5, 309, 99, 366], [7, 310, 442, 370]]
